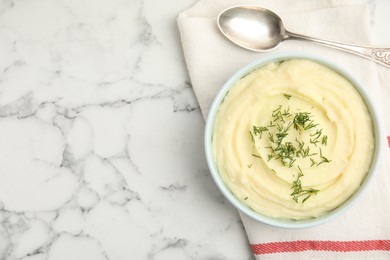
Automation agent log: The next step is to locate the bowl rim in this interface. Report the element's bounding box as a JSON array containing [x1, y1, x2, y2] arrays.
[[204, 51, 383, 229]]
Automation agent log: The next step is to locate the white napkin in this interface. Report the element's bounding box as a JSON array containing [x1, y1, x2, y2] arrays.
[[178, 0, 390, 259]]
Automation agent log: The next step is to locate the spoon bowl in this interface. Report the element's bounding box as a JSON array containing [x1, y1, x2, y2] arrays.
[[218, 6, 285, 51], [217, 5, 390, 68]]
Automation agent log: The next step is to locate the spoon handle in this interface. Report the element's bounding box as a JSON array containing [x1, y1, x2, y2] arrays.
[[288, 32, 390, 68]]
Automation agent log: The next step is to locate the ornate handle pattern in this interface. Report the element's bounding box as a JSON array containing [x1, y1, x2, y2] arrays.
[[362, 48, 390, 67]]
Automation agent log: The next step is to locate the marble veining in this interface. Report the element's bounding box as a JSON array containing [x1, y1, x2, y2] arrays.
[[0, 0, 251, 259], [0, 0, 389, 259]]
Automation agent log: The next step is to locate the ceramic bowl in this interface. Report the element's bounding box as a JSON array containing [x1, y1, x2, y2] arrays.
[[204, 52, 382, 228]]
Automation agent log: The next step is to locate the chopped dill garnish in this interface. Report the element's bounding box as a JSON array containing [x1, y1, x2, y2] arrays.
[[249, 131, 255, 142], [317, 148, 332, 166], [252, 125, 268, 138], [272, 105, 285, 123], [310, 158, 317, 167], [267, 121, 276, 128], [310, 129, 323, 146], [322, 135, 328, 146], [290, 167, 319, 203], [252, 153, 261, 159], [293, 112, 311, 131], [282, 106, 292, 118], [248, 104, 332, 203], [288, 158, 296, 168]]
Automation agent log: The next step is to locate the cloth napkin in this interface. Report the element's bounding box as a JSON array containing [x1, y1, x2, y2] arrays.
[[177, 0, 390, 259]]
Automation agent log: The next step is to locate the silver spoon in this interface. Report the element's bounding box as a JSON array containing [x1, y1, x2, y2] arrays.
[[217, 5, 390, 68]]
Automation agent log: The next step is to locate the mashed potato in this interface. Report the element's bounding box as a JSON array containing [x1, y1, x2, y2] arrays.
[[212, 59, 374, 219]]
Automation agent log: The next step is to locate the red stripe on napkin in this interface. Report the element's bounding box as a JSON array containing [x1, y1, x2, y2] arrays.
[[250, 240, 390, 255], [387, 136, 390, 148]]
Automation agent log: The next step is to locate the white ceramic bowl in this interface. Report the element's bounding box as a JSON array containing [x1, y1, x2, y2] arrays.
[[204, 52, 382, 228]]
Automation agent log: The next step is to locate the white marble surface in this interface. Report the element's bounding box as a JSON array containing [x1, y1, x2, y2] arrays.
[[0, 0, 389, 259]]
